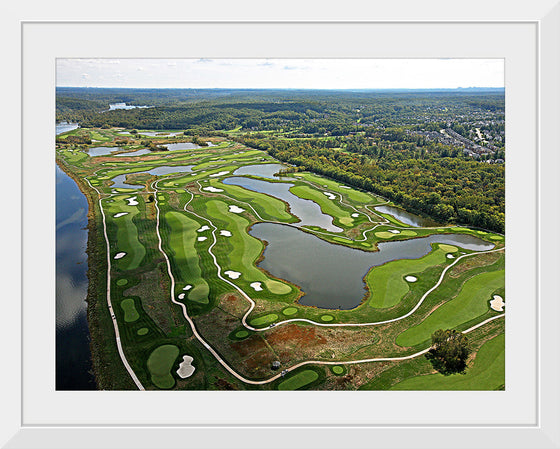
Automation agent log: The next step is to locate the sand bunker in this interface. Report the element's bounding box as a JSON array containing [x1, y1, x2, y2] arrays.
[[224, 270, 241, 279], [405, 275, 417, 282], [250, 282, 263, 291], [490, 295, 505, 312], [351, 213, 359, 218], [203, 186, 224, 193], [114, 252, 126, 260], [389, 230, 401, 234], [210, 171, 230, 177], [228, 205, 245, 213], [176, 355, 196, 379], [183, 285, 192, 291], [113, 212, 128, 218], [197, 236, 207, 242], [197, 225, 210, 232], [126, 196, 139, 206], [446, 254, 455, 259], [220, 230, 232, 237], [339, 185, 351, 189], [323, 192, 336, 200], [178, 293, 185, 300]]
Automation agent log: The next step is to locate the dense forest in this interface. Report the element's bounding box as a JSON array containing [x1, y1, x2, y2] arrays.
[[56, 87, 505, 232]]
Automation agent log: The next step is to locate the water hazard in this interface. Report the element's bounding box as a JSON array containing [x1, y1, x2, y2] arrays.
[[249, 222, 493, 310]]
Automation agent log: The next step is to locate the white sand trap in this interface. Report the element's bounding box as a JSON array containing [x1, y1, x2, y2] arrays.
[[209, 171, 230, 177], [389, 230, 401, 234], [220, 230, 232, 237], [126, 196, 138, 206], [250, 282, 263, 291], [323, 192, 336, 200], [228, 205, 245, 213], [405, 275, 417, 282], [339, 185, 351, 189], [176, 355, 195, 379], [183, 285, 192, 291], [446, 254, 455, 259], [203, 186, 224, 193], [351, 213, 359, 218], [197, 225, 210, 232], [113, 212, 128, 218], [490, 295, 505, 312], [224, 270, 241, 279], [178, 293, 185, 300], [114, 252, 126, 260], [197, 236, 207, 242]]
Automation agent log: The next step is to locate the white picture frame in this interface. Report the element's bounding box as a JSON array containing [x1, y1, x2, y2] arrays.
[[3, 0, 559, 447]]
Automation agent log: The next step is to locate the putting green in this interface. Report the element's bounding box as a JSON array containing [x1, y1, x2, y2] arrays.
[[438, 244, 458, 253], [249, 313, 278, 327], [282, 307, 298, 316], [391, 333, 505, 390], [137, 327, 149, 336], [120, 298, 140, 322], [375, 231, 397, 239], [265, 280, 292, 295], [235, 330, 249, 339], [396, 269, 505, 347], [490, 235, 504, 240], [147, 344, 179, 389], [320, 315, 334, 322], [116, 278, 128, 286], [366, 245, 449, 308], [164, 211, 210, 303], [278, 370, 319, 390], [332, 365, 345, 375]]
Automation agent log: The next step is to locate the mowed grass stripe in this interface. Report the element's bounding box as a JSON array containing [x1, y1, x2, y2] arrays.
[[391, 333, 505, 390], [164, 211, 209, 303], [396, 269, 505, 347], [366, 245, 450, 309], [278, 370, 319, 390], [297, 173, 378, 203]]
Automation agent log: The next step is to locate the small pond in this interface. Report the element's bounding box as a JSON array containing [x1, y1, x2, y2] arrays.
[[109, 165, 195, 189], [375, 205, 440, 227]]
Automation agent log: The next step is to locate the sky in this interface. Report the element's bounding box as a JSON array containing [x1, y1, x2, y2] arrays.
[[56, 59, 504, 90]]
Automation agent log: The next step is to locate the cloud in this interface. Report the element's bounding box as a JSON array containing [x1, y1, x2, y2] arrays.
[[81, 73, 89, 79], [196, 58, 213, 64], [283, 65, 299, 70]]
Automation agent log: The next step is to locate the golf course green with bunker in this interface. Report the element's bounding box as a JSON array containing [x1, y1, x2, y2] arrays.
[[56, 126, 505, 391]]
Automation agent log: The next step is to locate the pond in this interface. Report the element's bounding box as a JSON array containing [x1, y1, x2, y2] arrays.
[[87, 146, 122, 157], [115, 148, 153, 157], [56, 164, 96, 389], [375, 205, 440, 227], [232, 163, 296, 180], [223, 176, 343, 233], [109, 103, 151, 110], [165, 141, 216, 150], [109, 165, 195, 189], [56, 122, 79, 134], [249, 222, 494, 310]]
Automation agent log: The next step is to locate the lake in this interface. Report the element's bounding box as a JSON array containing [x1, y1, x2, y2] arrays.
[[232, 163, 296, 180], [249, 223, 494, 309], [223, 176, 343, 233], [56, 122, 79, 134], [56, 164, 96, 389]]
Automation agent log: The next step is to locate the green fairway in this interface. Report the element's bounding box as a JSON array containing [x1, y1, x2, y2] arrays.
[[147, 344, 180, 389], [164, 211, 210, 303], [298, 173, 378, 203], [282, 307, 298, 316], [249, 313, 278, 327], [396, 269, 505, 347], [278, 370, 319, 390], [106, 198, 146, 271], [391, 333, 505, 390], [290, 185, 354, 227], [366, 244, 451, 308], [120, 298, 140, 322]]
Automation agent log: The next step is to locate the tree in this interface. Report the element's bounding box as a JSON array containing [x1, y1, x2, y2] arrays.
[[426, 329, 470, 375]]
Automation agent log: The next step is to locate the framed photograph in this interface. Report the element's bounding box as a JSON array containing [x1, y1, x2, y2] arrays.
[[4, 0, 559, 447]]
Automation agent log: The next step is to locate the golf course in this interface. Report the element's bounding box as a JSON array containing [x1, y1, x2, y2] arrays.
[[56, 126, 505, 391]]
